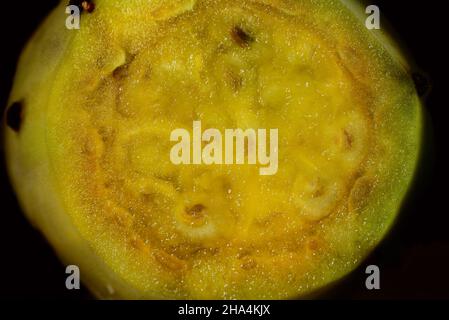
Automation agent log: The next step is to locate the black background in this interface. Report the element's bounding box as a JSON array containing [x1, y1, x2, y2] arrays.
[[0, 0, 447, 300]]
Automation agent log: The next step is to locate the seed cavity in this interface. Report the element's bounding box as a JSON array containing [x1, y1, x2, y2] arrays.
[[307, 178, 325, 199], [98, 126, 116, 145], [231, 26, 254, 48], [112, 63, 130, 81], [112, 53, 135, 80], [226, 70, 243, 92], [348, 176, 375, 212], [153, 250, 186, 271], [236, 249, 257, 270], [130, 237, 150, 254], [105, 205, 132, 228], [6, 101, 24, 132], [343, 129, 353, 150], [186, 204, 206, 219]]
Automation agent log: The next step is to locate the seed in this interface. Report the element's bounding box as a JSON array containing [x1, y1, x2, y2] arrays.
[[186, 204, 206, 219], [231, 26, 254, 48]]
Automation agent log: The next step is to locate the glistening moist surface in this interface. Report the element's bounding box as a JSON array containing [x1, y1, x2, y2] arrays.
[[46, 0, 420, 298]]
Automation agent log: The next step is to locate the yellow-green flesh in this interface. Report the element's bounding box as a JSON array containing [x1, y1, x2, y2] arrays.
[[5, 0, 421, 299]]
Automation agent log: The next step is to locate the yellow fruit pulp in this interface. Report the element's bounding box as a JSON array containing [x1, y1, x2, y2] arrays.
[[5, 0, 422, 299]]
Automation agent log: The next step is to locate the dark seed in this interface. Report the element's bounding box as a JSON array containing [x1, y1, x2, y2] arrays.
[[112, 64, 129, 80], [5, 101, 24, 132], [112, 54, 135, 80], [231, 26, 254, 48]]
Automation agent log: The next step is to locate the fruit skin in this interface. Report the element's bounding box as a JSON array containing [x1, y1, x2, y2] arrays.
[[3, 0, 422, 299], [3, 2, 130, 299]]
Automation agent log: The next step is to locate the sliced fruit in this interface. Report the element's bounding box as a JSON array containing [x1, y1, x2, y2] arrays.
[[4, 0, 422, 299]]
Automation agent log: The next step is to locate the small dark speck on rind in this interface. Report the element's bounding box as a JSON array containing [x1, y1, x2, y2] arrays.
[[69, 0, 95, 13], [6, 101, 24, 132]]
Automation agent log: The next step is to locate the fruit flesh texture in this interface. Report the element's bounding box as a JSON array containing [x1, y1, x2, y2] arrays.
[[4, 0, 421, 299]]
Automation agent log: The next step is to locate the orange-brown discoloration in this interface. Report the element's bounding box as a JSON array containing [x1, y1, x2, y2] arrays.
[[154, 250, 187, 272]]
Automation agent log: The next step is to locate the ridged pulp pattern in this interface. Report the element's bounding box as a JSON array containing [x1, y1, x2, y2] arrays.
[[5, 0, 422, 299]]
